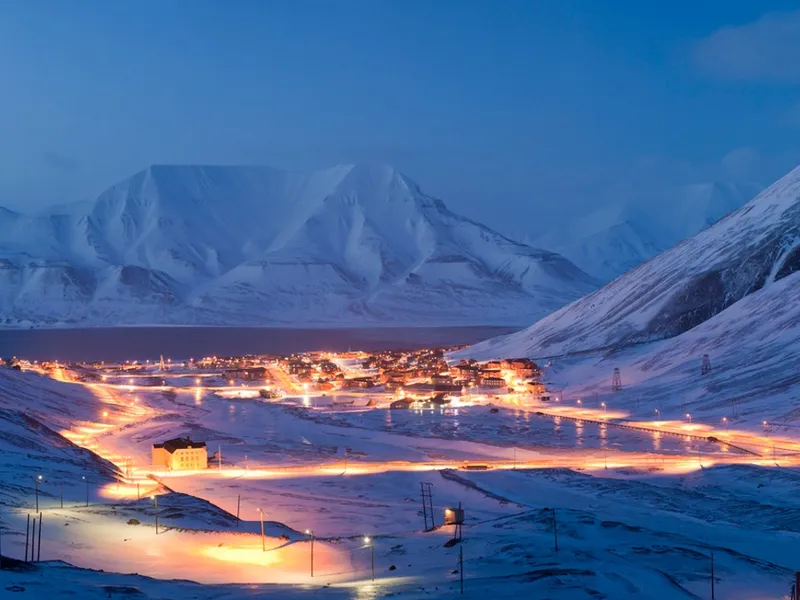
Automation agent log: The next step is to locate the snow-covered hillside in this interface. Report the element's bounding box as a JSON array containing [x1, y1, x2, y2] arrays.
[[463, 166, 800, 359], [532, 182, 761, 281], [0, 164, 597, 328]]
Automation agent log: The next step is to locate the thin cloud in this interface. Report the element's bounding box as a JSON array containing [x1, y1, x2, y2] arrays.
[[693, 10, 800, 83]]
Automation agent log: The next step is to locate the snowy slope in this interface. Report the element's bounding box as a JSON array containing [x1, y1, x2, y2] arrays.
[[0, 369, 118, 508], [463, 166, 800, 359], [0, 164, 597, 327], [533, 181, 761, 281]]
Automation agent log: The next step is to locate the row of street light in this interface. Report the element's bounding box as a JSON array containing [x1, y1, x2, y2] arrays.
[[31, 474, 90, 513]]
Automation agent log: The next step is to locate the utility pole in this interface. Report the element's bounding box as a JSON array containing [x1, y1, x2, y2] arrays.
[[420, 483, 429, 531], [258, 509, 265, 551], [611, 368, 622, 392], [702, 354, 712, 376], [305, 530, 315, 577], [428, 484, 435, 528], [24, 515, 30, 563], [236, 495, 241, 526], [37, 514, 42, 562], [30, 516, 36, 562], [34, 475, 42, 513], [710, 551, 715, 600]]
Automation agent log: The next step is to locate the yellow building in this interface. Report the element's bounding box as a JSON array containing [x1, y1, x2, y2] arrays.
[[152, 437, 208, 471]]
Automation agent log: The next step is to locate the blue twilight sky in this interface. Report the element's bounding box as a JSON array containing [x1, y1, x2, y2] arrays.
[[2, 0, 800, 234]]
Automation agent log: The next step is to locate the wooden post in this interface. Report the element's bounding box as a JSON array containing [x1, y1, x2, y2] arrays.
[[37, 513, 42, 562], [420, 483, 428, 531], [710, 551, 715, 600], [30, 517, 36, 562], [236, 495, 241, 526], [310, 532, 314, 578], [553, 508, 559, 552], [428, 486, 435, 529], [24, 514, 30, 563]]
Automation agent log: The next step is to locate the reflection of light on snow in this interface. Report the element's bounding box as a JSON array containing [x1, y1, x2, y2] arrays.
[[200, 544, 283, 567]]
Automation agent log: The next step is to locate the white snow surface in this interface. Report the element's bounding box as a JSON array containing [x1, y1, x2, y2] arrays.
[[2, 368, 800, 599], [463, 165, 800, 359], [0, 164, 597, 328], [531, 181, 761, 281]]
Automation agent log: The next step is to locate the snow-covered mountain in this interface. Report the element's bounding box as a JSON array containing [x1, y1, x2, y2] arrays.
[[532, 182, 761, 281], [0, 164, 598, 328], [462, 165, 800, 359]]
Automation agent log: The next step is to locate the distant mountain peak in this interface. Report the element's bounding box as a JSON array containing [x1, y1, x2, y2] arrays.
[[532, 179, 761, 281], [465, 164, 800, 359], [0, 163, 597, 328]]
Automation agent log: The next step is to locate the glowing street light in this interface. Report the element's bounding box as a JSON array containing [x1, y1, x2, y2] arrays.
[[685, 413, 692, 423], [305, 529, 315, 577], [364, 536, 375, 581], [258, 508, 265, 551], [655, 408, 661, 419], [722, 416, 728, 430], [102, 411, 109, 419], [576, 399, 582, 405], [600, 402, 607, 412], [82, 475, 88, 506]]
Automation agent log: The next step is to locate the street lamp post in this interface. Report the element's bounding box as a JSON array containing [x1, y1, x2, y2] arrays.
[[685, 413, 692, 423], [82, 476, 88, 507], [305, 529, 315, 577], [722, 417, 728, 430], [601, 402, 607, 412], [364, 536, 374, 581], [655, 408, 660, 419], [258, 508, 265, 551], [34, 475, 42, 513]]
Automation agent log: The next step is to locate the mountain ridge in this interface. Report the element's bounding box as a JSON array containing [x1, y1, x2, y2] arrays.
[[460, 164, 800, 360], [531, 181, 762, 281], [0, 163, 598, 328]]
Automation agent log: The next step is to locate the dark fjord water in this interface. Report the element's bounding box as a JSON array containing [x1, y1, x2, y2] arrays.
[[0, 326, 518, 362]]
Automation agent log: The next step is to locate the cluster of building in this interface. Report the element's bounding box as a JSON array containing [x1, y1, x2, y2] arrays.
[[280, 354, 345, 391]]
